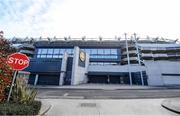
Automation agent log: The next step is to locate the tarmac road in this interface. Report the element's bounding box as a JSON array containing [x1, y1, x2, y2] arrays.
[[37, 88, 180, 99]]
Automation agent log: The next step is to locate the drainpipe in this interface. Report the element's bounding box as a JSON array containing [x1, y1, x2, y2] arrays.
[[125, 33, 132, 85]]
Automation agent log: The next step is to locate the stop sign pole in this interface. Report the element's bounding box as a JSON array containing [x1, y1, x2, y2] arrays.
[[6, 53, 29, 102], [7, 70, 18, 102]]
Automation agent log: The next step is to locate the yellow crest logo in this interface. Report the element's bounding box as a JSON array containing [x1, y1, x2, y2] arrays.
[[79, 52, 85, 61]]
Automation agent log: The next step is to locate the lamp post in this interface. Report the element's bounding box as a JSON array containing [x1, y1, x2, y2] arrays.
[[133, 33, 144, 86], [125, 33, 132, 85]]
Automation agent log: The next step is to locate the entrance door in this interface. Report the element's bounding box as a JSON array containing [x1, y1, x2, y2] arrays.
[[88, 75, 108, 84], [109, 75, 120, 84], [108, 75, 130, 84], [37, 74, 60, 85]]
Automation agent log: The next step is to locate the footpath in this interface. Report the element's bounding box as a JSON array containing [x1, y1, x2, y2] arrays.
[[162, 98, 180, 114]]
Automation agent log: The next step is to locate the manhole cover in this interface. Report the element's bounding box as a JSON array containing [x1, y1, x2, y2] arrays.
[[80, 103, 96, 107]]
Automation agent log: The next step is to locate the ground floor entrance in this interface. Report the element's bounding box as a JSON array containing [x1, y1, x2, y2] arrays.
[[88, 76, 130, 84], [88, 74, 130, 85], [28, 73, 60, 85], [88, 72, 148, 85]]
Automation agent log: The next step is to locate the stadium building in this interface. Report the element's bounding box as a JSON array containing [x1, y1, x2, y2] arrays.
[[13, 36, 180, 86]]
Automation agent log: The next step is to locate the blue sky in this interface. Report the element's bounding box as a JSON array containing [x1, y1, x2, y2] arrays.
[[0, 0, 180, 39]]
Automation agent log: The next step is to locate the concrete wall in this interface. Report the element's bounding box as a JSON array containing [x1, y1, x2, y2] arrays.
[[71, 47, 89, 85], [59, 52, 68, 85], [144, 61, 180, 86], [88, 65, 146, 73]]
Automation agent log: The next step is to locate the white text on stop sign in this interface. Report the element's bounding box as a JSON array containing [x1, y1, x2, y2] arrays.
[[8, 57, 29, 65]]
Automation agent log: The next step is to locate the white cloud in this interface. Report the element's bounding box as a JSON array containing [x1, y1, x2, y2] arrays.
[[0, 0, 180, 39]]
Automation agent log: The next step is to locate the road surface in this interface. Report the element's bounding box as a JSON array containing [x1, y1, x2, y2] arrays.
[[37, 88, 180, 99]]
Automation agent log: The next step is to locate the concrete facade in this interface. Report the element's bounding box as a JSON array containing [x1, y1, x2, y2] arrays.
[[23, 38, 180, 86], [71, 47, 89, 85], [145, 61, 180, 86]]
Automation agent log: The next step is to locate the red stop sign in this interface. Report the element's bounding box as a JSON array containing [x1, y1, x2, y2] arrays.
[[7, 53, 30, 70]]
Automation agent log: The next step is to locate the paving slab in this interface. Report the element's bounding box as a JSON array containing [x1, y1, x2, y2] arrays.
[[40, 98, 179, 116], [38, 99, 52, 116]]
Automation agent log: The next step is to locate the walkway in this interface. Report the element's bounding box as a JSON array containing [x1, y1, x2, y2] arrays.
[[41, 99, 179, 116]]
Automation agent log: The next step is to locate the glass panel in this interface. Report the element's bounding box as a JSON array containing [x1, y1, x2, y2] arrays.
[[111, 49, 117, 54], [41, 49, 48, 54], [37, 55, 41, 58], [71, 49, 73, 54], [103, 55, 108, 59], [100, 55, 104, 58], [91, 49, 98, 55], [58, 55, 63, 58], [91, 55, 97, 58], [54, 49, 60, 54], [82, 49, 85, 52], [104, 49, 110, 54], [66, 49, 72, 54], [85, 49, 91, 54], [71, 49, 74, 54], [98, 49, 104, 55], [47, 49, 53, 54], [53, 55, 59, 58], [41, 55, 46, 58], [37, 49, 42, 54], [60, 49, 65, 54], [47, 54, 52, 58]]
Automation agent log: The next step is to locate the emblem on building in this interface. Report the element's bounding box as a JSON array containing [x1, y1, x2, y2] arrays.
[[79, 51, 85, 62]]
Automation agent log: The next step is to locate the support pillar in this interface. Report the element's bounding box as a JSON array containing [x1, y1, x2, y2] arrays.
[[140, 71, 144, 86], [59, 72, 65, 86], [34, 74, 38, 86], [107, 75, 110, 84]]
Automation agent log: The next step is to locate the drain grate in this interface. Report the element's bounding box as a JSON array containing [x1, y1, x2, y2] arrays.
[[80, 103, 96, 107]]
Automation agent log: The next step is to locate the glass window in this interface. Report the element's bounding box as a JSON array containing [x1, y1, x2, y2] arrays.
[[58, 54, 63, 58], [46, 55, 53, 58], [91, 49, 98, 55], [111, 55, 117, 59], [86, 49, 91, 54], [111, 49, 117, 54], [53, 55, 59, 58], [85, 49, 91, 54], [66, 49, 72, 54], [47, 54, 52, 58], [82, 49, 85, 52], [41, 55, 46, 58], [104, 49, 111, 54], [37, 49, 42, 54], [91, 55, 97, 58], [47, 49, 53, 54], [106, 55, 111, 59], [60, 49, 65, 54], [41, 49, 48, 54], [37, 55, 41, 58], [98, 49, 104, 55], [71, 49, 73, 54], [54, 49, 60, 54], [100, 55, 104, 58]]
